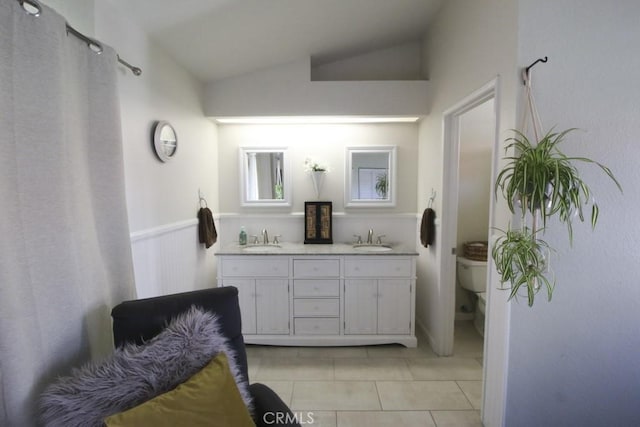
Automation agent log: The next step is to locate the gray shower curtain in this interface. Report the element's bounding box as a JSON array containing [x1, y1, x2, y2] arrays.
[[0, 2, 135, 425]]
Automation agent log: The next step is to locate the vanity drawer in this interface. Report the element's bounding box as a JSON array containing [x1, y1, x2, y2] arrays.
[[221, 258, 288, 277], [293, 259, 340, 277], [293, 280, 340, 297], [294, 299, 339, 317], [294, 318, 340, 335], [344, 258, 412, 278]]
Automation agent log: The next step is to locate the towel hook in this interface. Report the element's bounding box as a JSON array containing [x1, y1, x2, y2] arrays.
[[198, 189, 208, 208], [427, 189, 436, 209]]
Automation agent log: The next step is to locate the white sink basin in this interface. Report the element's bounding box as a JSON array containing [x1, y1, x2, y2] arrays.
[[242, 244, 282, 252], [353, 245, 393, 252]]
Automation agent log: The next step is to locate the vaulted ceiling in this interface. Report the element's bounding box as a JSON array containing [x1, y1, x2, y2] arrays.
[[124, 0, 442, 83]]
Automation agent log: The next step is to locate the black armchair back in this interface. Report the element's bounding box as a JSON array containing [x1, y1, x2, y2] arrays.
[[111, 286, 249, 386], [110, 286, 300, 427]]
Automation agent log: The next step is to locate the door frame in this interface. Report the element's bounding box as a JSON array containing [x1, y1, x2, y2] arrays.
[[440, 77, 509, 426]]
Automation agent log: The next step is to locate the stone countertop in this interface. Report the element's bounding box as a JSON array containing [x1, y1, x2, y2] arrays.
[[215, 242, 419, 256]]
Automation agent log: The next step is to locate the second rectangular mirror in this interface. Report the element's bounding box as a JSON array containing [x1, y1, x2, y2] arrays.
[[345, 146, 396, 207], [240, 147, 291, 207]]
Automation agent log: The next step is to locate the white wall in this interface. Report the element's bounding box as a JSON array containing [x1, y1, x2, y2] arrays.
[[505, 1, 640, 425], [94, 1, 219, 232], [311, 42, 423, 81], [417, 0, 517, 336], [418, 0, 518, 425], [456, 99, 494, 250], [204, 58, 431, 117], [215, 122, 419, 248], [217, 123, 419, 214], [40, 0, 94, 35]]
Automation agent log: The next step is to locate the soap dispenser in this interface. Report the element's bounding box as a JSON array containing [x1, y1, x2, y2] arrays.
[[239, 226, 247, 245]]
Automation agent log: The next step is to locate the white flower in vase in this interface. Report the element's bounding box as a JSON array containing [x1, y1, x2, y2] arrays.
[[304, 158, 329, 198]]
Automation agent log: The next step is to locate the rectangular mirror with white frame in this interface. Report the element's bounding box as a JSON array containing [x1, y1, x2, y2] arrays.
[[345, 146, 397, 207], [240, 147, 291, 207]]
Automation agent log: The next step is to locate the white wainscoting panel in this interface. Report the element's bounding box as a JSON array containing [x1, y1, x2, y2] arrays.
[[130, 219, 217, 299]]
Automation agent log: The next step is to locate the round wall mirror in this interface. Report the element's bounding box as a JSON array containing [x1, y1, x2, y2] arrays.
[[153, 121, 177, 162]]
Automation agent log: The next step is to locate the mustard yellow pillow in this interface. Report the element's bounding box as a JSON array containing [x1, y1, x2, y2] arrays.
[[104, 353, 255, 427]]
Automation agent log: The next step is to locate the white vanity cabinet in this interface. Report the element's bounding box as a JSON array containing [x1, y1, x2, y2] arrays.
[[216, 252, 417, 347], [218, 257, 290, 335], [344, 258, 413, 335]]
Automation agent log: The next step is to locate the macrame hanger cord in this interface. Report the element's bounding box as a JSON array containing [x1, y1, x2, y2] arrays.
[[519, 65, 546, 244], [520, 69, 544, 142]]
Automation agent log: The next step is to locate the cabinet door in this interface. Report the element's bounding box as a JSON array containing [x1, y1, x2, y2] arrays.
[[256, 279, 290, 334], [377, 279, 411, 335], [225, 280, 256, 335], [344, 279, 377, 335]]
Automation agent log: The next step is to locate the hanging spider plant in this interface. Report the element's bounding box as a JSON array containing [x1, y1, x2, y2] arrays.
[[493, 128, 622, 306], [496, 128, 622, 241], [492, 226, 553, 306]]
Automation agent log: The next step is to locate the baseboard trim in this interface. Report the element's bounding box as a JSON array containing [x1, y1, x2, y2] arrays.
[[416, 318, 438, 354], [455, 312, 474, 321], [244, 335, 418, 348]]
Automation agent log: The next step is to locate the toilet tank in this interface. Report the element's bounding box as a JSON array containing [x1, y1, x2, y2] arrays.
[[456, 256, 487, 292]]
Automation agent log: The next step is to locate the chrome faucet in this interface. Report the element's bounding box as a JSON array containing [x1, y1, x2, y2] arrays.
[[367, 228, 374, 244], [261, 229, 269, 244]]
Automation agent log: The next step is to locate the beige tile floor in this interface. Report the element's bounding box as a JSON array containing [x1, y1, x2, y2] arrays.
[[247, 320, 484, 427]]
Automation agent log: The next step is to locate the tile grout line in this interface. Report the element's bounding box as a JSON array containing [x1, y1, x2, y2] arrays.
[[428, 409, 438, 427], [374, 380, 384, 413], [454, 380, 475, 410]]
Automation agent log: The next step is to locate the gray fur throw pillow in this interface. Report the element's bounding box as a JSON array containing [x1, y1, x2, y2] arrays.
[[39, 306, 252, 427]]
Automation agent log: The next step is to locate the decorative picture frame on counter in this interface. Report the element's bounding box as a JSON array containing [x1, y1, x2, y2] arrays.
[[304, 201, 333, 244]]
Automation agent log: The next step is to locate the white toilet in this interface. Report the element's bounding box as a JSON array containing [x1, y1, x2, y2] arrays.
[[456, 256, 487, 336]]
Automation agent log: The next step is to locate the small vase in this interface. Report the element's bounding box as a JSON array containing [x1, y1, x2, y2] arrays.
[[310, 171, 325, 199]]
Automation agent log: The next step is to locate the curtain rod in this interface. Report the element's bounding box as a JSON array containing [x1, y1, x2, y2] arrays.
[[17, 0, 142, 77]]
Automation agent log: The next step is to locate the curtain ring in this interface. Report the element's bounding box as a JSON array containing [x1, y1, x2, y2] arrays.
[[19, 0, 42, 16], [66, 24, 104, 54]]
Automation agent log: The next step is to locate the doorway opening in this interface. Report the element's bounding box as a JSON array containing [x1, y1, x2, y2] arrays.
[[454, 98, 494, 328], [439, 78, 502, 421]]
